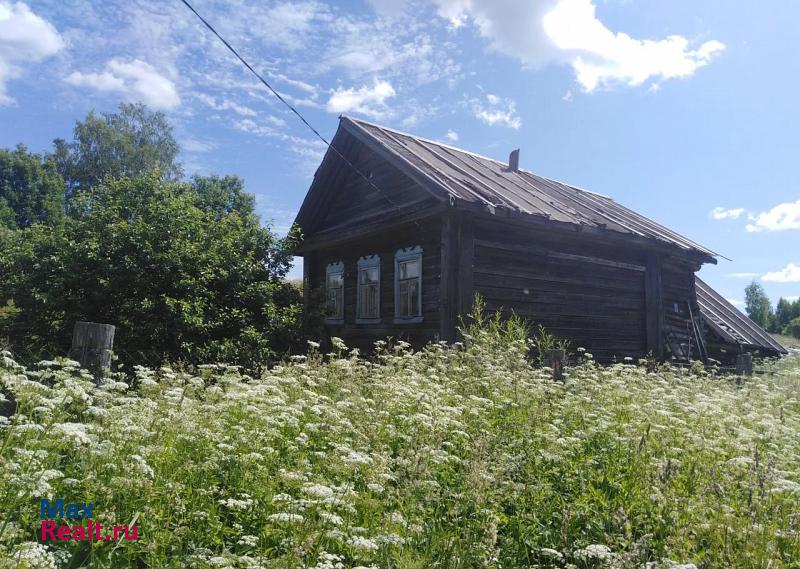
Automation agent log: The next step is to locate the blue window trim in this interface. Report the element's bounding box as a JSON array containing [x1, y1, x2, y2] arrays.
[[394, 246, 423, 324], [356, 254, 381, 324], [325, 261, 344, 324]]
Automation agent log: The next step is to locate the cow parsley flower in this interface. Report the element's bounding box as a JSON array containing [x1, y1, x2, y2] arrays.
[[320, 511, 344, 525], [52, 422, 92, 446], [348, 535, 379, 552], [267, 513, 304, 523], [343, 451, 372, 465], [11, 542, 57, 569], [574, 543, 614, 562]]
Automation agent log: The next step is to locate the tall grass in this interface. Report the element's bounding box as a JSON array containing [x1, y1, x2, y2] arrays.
[[0, 319, 798, 568]]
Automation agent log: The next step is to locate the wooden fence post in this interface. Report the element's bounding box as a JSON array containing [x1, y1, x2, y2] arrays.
[[735, 353, 753, 377], [69, 322, 115, 381], [545, 348, 565, 382]]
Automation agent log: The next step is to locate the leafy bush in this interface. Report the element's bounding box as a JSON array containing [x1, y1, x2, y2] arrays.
[[0, 173, 301, 374], [0, 326, 798, 567]]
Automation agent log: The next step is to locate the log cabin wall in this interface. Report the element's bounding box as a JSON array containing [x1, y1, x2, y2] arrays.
[[306, 219, 441, 351], [661, 257, 703, 360], [471, 216, 652, 362]]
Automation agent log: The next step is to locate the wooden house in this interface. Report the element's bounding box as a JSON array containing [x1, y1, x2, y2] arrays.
[[294, 117, 784, 362]]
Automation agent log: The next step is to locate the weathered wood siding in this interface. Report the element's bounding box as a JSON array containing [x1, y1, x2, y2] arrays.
[[661, 257, 701, 360], [312, 135, 439, 235], [472, 217, 649, 362], [307, 220, 441, 350]]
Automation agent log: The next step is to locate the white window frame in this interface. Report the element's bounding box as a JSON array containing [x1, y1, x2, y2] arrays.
[[325, 261, 344, 323], [394, 246, 423, 324], [356, 255, 381, 323]]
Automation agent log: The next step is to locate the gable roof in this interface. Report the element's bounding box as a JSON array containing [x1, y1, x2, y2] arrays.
[[331, 116, 719, 262], [695, 276, 787, 355]]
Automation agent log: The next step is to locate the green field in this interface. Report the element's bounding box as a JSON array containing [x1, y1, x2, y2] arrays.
[[1, 322, 799, 568]]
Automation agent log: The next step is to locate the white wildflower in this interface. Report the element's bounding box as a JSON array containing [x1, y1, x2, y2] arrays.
[[10, 542, 57, 569], [574, 543, 614, 562], [320, 511, 344, 525], [540, 548, 563, 560], [267, 512, 304, 523], [303, 483, 335, 499], [52, 422, 92, 446], [348, 535, 379, 552], [343, 451, 372, 465]]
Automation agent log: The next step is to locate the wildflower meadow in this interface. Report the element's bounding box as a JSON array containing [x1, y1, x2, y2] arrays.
[[0, 316, 798, 568]]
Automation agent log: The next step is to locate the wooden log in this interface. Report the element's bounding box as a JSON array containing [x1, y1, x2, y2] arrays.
[[440, 213, 458, 341], [645, 253, 664, 359], [545, 348, 565, 382], [69, 322, 115, 381], [735, 353, 753, 377], [457, 214, 475, 322]]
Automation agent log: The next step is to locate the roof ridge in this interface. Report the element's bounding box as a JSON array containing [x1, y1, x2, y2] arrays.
[[341, 115, 611, 199], [341, 115, 508, 167], [339, 115, 717, 261]]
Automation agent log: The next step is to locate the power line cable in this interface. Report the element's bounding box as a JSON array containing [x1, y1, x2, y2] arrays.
[[178, 0, 419, 227]]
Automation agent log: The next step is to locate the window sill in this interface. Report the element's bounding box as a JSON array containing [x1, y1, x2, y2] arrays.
[[394, 316, 423, 324], [355, 318, 382, 325], [325, 318, 344, 325]]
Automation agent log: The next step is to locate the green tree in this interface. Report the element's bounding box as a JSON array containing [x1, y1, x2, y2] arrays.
[[53, 103, 182, 197], [190, 174, 256, 220], [0, 174, 301, 373], [784, 316, 800, 339], [744, 281, 773, 329], [0, 145, 65, 228], [774, 297, 796, 332]]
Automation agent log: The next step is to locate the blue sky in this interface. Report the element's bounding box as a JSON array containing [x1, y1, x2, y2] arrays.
[[1, 0, 798, 307]]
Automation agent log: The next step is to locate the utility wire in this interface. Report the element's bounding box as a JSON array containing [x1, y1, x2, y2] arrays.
[[178, 0, 419, 227]]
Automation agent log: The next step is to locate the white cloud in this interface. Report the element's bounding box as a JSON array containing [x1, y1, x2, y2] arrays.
[[562, 89, 573, 102], [326, 79, 396, 118], [785, 295, 799, 302], [321, 14, 461, 91], [726, 272, 759, 279], [66, 58, 180, 110], [762, 263, 800, 283], [0, 1, 64, 104], [725, 298, 744, 307], [470, 93, 521, 129], [710, 206, 745, 220], [234, 118, 326, 160], [253, 1, 331, 51], [745, 199, 800, 232], [234, 118, 280, 138], [272, 73, 318, 96], [367, 0, 409, 17], [182, 138, 216, 153], [197, 93, 257, 117], [445, 129, 459, 142], [434, 0, 724, 92]]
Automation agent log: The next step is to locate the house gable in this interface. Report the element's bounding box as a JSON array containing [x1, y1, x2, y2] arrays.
[[294, 126, 443, 248]]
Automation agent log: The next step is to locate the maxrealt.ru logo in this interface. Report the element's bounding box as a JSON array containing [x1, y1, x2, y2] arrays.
[[40, 499, 139, 542]]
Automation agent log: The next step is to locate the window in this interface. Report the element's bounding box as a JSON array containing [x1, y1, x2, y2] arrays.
[[395, 246, 423, 322], [325, 262, 344, 322], [356, 255, 380, 322]]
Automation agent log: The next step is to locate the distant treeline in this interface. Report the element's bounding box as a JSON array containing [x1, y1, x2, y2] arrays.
[[0, 103, 307, 373], [744, 282, 800, 338]]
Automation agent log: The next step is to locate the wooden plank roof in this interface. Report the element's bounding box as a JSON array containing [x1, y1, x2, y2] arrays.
[[695, 276, 787, 354], [340, 116, 720, 262]]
